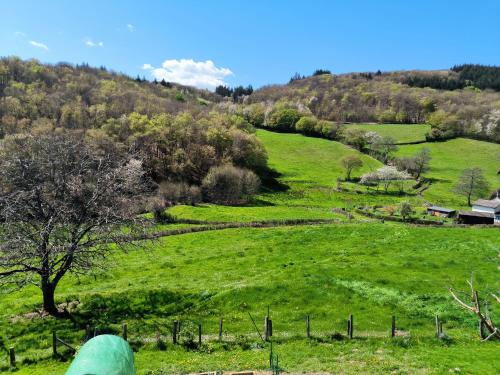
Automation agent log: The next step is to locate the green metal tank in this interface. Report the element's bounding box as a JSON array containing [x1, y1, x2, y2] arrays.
[[64, 334, 135, 375]]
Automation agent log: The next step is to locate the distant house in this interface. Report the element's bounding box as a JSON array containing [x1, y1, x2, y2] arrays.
[[472, 197, 500, 219], [458, 196, 500, 225], [427, 206, 456, 218]]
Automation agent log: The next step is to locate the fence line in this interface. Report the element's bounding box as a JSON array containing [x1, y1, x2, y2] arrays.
[[4, 312, 458, 370]]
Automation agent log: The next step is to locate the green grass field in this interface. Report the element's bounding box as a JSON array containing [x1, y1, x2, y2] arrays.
[[171, 130, 420, 222], [345, 124, 431, 143], [1, 224, 499, 374], [397, 138, 500, 208], [1, 129, 499, 375]]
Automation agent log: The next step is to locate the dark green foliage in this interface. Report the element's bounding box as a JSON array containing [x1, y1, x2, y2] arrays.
[[215, 84, 253, 101], [313, 69, 331, 76], [289, 72, 306, 83], [215, 85, 232, 97], [406, 64, 500, 91], [451, 64, 500, 91]]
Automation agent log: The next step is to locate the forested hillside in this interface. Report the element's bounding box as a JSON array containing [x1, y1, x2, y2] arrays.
[[0, 57, 269, 206], [248, 67, 500, 142]]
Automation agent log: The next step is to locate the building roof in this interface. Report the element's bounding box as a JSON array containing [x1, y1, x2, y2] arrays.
[[427, 206, 456, 213], [473, 198, 500, 209], [458, 210, 494, 218]]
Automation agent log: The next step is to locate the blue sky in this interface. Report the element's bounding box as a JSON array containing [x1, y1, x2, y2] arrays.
[[2, 0, 500, 90]]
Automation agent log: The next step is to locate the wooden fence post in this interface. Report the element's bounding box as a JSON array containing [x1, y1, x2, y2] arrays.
[[52, 331, 57, 356], [85, 324, 91, 341], [172, 320, 178, 344], [9, 347, 15, 368], [122, 323, 128, 341], [435, 315, 440, 337], [306, 315, 310, 339], [348, 314, 353, 339], [219, 318, 223, 342], [198, 323, 202, 346], [268, 318, 273, 338], [264, 316, 270, 341], [391, 315, 396, 338]]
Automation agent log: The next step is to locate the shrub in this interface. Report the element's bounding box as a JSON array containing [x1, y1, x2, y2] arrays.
[[158, 181, 202, 206], [399, 201, 414, 221], [243, 103, 266, 127], [295, 116, 318, 134], [266, 105, 301, 131], [201, 164, 260, 205], [340, 127, 369, 151]]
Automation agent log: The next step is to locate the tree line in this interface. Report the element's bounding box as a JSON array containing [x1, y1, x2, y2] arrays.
[[405, 64, 500, 92]]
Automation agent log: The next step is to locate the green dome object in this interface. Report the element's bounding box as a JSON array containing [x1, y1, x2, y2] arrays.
[[64, 335, 135, 375]]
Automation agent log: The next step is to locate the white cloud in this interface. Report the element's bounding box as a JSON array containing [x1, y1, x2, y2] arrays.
[[29, 40, 49, 51], [15, 31, 26, 37], [85, 38, 104, 48], [127, 24, 135, 32], [142, 59, 233, 90]]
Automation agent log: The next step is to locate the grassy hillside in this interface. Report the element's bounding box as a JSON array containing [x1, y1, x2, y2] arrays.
[[345, 123, 431, 143], [397, 138, 500, 208], [171, 129, 385, 222], [2, 224, 499, 374]]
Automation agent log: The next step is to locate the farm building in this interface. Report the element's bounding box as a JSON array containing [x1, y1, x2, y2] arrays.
[[426, 206, 456, 218], [457, 196, 500, 225], [457, 210, 495, 225], [471, 196, 500, 223]]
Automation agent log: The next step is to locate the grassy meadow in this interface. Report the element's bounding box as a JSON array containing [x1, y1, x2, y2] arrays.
[[1, 127, 499, 375], [1, 224, 499, 374], [171, 130, 420, 223]]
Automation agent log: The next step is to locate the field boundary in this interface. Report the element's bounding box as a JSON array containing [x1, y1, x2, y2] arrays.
[[144, 218, 343, 240]]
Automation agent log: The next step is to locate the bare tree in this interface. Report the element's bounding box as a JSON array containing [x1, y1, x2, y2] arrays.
[[413, 148, 431, 179], [0, 132, 150, 317], [449, 280, 499, 341], [454, 167, 490, 206]]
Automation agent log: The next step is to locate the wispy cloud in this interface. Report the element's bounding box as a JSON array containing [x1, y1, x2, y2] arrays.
[[127, 24, 135, 32], [29, 40, 49, 51], [142, 59, 233, 90], [14, 31, 26, 37], [84, 38, 104, 48]]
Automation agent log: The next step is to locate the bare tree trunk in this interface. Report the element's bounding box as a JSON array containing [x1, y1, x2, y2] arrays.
[[41, 279, 61, 317], [449, 281, 500, 341]]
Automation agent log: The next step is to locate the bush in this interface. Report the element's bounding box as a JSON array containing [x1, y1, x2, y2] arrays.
[[243, 103, 266, 127], [266, 105, 301, 131], [295, 116, 318, 134], [201, 164, 260, 205], [341, 127, 369, 151], [158, 181, 202, 206]]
